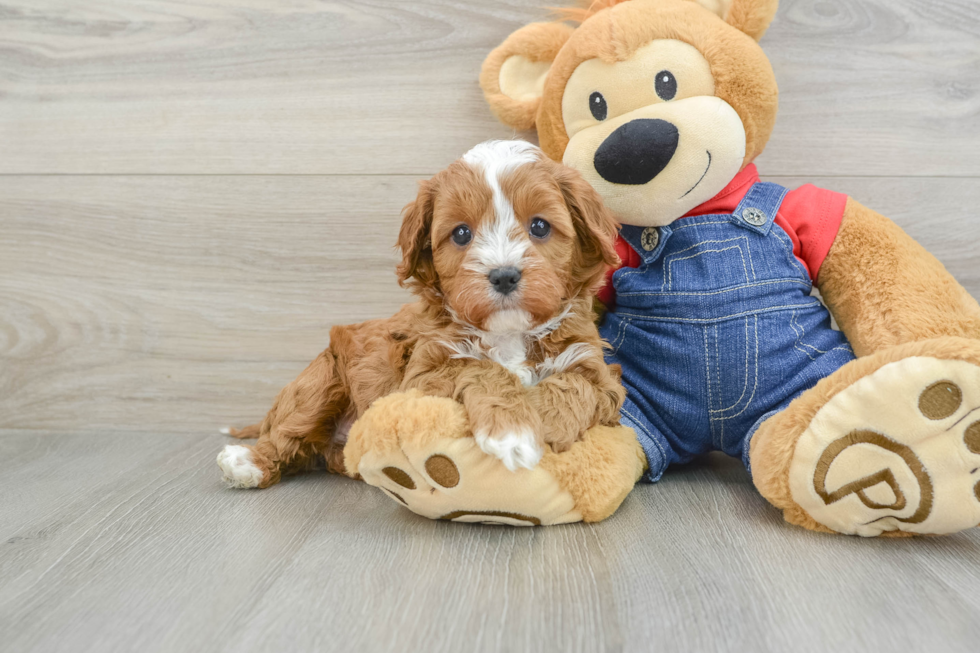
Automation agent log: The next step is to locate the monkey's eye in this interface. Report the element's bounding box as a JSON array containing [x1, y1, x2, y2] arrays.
[[655, 70, 677, 101], [589, 92, 607, 121], [529, 217, 551, 239], [451, 224, 472, 246]]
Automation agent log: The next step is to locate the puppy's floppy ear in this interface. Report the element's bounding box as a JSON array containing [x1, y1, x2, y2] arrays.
[[396, 180, 439, 295], [557, 166, 620, 291], [480, 22, 574, 131], [694, 0, 780, 41]]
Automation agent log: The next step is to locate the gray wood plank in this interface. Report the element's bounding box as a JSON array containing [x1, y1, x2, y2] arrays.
[[2, 2, 979, 652], [757, 0, 980, 177], [0, 174, 415, 432], [0, 0, 977, 176], [1, 174, 977, 433], [1, 431, 978, 653], [605, 456, 980, 653]]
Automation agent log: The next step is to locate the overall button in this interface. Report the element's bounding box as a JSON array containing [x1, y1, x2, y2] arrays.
[[742, 207, 767, 226], [640, 226, 660, 251]]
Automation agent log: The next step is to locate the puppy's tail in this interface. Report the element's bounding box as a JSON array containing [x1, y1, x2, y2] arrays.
[[220, 424, 261, 439]]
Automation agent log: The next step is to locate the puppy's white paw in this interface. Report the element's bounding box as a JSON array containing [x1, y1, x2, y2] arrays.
[[474, 427, 543, 472], [217, 445, 264, 488]]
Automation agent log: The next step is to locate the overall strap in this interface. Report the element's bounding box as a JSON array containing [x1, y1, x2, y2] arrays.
[[730, 181, 789, 236], [618, 223, 673, 266]]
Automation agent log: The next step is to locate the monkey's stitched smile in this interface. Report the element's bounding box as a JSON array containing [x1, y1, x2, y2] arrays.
[[680, 150, 712, 199]]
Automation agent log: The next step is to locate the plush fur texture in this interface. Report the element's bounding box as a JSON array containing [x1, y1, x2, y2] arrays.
[[345, 390, 646, 523], [818, 199, 980, 358], [344, 390, 473, 471], [723, 0, 779, 40], [480, 0, 980, 535], [558, 0, 777, 40], [482, 0, 779, 168], [538, 422, 649, 521], [480, 22, 575, 131], [750, 337, 980, 535], [222, 141, 628, 485]]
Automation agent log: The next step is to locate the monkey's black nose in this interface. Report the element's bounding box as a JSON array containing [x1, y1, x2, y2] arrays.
[[594, 119, 679, 185], [488, 267, 522, 295]]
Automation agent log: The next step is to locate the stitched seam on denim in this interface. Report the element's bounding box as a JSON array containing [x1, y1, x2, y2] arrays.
[[610, 316, 632, 352], [610, 317, 627, 353], [715, 326, 721, 416], [715, 316, 760, 452], [670, 218, 732, 231], [662, 238, 751, 291], [666, 246, 750, 292], [617, 263, 651, 283], [621, 405, 667, 464], [704, 326, 716, 444], [614, 300, 823, 323], [660, 237, 748, 266], [713, 324, 724, 445], [665, 239, 749, 259], [789, 310, 817, 361], [744, 238, 757, 280], [716, 325, 724, 445], [617, 278, 812, 297], [793, 311, 854, 356], [710, 317, 751, 414], [790, 310, 854, 360]]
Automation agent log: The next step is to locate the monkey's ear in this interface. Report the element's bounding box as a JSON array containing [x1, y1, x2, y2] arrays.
[[694, 0, 779, 41], [480, 22, 574, 131]]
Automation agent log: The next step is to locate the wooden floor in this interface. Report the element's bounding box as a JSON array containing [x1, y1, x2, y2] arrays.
[[1, 1, 979, 651]]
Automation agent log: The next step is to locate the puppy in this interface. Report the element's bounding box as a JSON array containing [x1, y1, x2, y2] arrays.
[[217, 140, 626, 489]]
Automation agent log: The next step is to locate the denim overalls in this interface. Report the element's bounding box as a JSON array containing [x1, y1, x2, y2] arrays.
[[599, 182, 856, 482]]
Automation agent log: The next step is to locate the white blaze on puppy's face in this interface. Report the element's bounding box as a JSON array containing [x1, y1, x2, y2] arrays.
[[402, 140, 621, 472], [424, 140, 588, 472], [428, 139, 575, 334], [461, 140, 539, 275]]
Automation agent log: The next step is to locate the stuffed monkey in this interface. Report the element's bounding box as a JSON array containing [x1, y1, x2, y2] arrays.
[[480, 0, 980, 536]]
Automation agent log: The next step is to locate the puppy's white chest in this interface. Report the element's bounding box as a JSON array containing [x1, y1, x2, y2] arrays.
[[441, 306, 585, 387], [462, 334, 592, 387], [485, 332, 535, 386]]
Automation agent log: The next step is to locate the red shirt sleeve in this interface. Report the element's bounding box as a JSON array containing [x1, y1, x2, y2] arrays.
[[597, 235, 639, 307], [774, 184, 848, 282]]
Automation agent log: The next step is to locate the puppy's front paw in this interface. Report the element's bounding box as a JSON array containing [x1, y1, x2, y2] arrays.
[[541, 421, 583, 454], [474, 427, 543, 472], [217, 445, 264, 488]]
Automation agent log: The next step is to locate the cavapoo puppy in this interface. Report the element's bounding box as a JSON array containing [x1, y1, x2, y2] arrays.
[[218, 140, 626, 488]]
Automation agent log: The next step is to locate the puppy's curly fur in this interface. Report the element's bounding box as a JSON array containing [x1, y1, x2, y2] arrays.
[[219, 141, 626, 487]]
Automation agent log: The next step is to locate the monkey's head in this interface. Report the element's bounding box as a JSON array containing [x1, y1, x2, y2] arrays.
[[481, 0, 780, 227]]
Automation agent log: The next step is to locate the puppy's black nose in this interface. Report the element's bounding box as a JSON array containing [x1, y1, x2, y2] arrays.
[[594, 119, 679, 185], [488, 267, 521, 295]]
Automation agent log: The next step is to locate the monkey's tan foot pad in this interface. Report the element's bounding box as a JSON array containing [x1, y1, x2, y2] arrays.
[[343, 391, 645, 525], [789, 357, 980, 536]]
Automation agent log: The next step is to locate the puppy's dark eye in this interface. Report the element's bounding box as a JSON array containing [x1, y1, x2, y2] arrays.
[[529, 217, 551, 239], [589, 92, 607, 121], [655, 70, 676, 101], [451, 224, 472, 246]]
